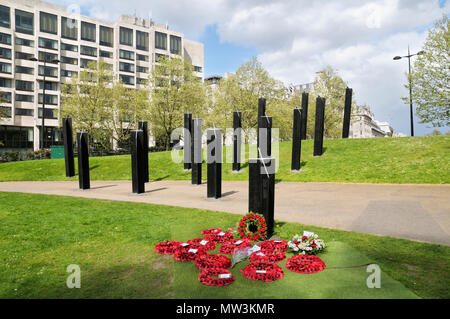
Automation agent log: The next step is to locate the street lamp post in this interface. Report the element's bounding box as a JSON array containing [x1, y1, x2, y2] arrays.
[[393, 46, 424, 137], [29, 56, 60, 149]]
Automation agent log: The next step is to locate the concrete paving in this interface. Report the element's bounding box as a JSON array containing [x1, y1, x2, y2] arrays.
[[0, 180, 449, 246]]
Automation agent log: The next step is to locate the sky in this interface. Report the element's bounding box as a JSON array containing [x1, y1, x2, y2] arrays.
[[49, 0, 450, 136]]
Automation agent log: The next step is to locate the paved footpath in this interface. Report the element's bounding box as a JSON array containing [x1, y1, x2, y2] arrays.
[[0, 180, 449, 246]]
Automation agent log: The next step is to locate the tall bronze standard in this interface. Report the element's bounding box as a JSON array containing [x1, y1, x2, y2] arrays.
[[63, 117, 75, 177], [131, 130, 145, 194], [191, 118, 202, 185], [291, 108, 303, 171], [301, 92, 309, 140], [77, 132, 90, 190], [207, 128, 222, 199], [183, 113, 192, 170], [342, 87, 353, 138], [314, 97, 326, 156], [138, 121, 149, 182], [232, 111, 242, 172]]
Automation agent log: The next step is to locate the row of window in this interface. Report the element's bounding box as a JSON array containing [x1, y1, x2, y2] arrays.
[[0, 125, 62, 149], [0, 5, 182, 53], [1, 106, 57, 117]]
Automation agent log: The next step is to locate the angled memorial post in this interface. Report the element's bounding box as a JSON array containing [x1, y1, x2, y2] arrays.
[[207, 128, 222, 199], [183, 113, 192, 170], [138, 121, 149, 182], [130, 130, 145, 194], [291, 108, 303, 171], [257, 97, 266, 151], [301, 92, 309, 140], [314, 96, 326, 156], [259, 115, 272, 157], [249, 155, 275, 238], [63, 117, 75, 177], [232, 111, 242, 173], [342, 87, 353, 139], [191, 118, 202, 185], [77, 132, 90, 190]]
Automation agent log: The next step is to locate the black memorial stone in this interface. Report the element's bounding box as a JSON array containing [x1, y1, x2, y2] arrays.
[[257, 98, 266, 151], [301, 92, 309, 140], [314, 97, 326, 156], [77, 132, 90, 190], [248, 157, 275, 238], [259, 116, 272, 157], [138, 121, 149, 183], [207, 128, 222, 199], [342, 87, 353, 139], [191, 118, 202, 185], [184, 113, 192, 170], [232, 111, 242, 172], [291, 108, 303, 171], [131, 130, 145, 194], [63, 117, 75, 177]]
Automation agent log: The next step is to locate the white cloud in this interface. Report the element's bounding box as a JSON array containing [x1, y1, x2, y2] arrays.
[[49, 0, 449, 134]]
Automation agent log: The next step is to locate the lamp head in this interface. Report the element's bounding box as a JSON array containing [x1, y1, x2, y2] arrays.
[[393, 56, 402, 60]]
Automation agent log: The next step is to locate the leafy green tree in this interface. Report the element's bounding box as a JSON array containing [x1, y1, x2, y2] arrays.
[[148, 56, 206, 150], [309, 66, 357, 138], [209, 57, 287, 139], [407, 15, 449, 127], [61, 61, 149, 151]]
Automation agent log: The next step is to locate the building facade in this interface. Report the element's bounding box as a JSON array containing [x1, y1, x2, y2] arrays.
[[0, 0, 204, 151], [349, 106, 387, 139]]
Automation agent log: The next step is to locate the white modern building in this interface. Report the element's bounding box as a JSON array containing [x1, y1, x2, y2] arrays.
[[0, 0, 204, 151]]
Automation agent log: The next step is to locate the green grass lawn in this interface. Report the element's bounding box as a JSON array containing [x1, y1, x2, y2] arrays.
[[1, 192, 448, 299], [0, 136, 449, 184]]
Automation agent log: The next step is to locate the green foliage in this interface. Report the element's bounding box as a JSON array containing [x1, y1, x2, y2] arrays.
[[148, 56, 207, 150], [61, 61, 149, 151], [407, 15, 450, 127]]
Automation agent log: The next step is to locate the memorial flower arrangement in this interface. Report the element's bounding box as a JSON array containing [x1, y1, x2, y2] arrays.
[[238, 212, 267, 241], [288, 233, 326, 255]]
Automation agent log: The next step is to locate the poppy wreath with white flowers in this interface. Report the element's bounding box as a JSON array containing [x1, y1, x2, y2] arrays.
[[187, 238, 216, 252], [198, 268, 235, 286], [155, 241, 182, 255], [195, 254, 232, 271], [219, 238, 252, 255], [286, 255, 326, 274], [205, 231, 234, 244], [238, 212, 267, 241], [173, 245, 207, 262], [257, 240, 288, 252], [241, 261, 284, 282], [201, 228, 223, 236], [248, 250, 286, 263]]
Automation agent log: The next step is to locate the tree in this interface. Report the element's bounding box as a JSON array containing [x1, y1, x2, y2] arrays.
[[308, 66, 356, 138], [407, 15, 450, 127], [209, 57, 287, 140], [148, 56, 206, 150], [61, 61, 149, 151]]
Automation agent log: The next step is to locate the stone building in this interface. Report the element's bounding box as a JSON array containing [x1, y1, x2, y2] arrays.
[[0, 0, 204, 151]]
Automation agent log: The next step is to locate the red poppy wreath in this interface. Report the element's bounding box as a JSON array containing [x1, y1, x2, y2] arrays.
[[195, 254, 232, 271], [219, 238, 252, 255], [173, 244, 207, 262], [248, 250, 286, 263], [154, 241, 182, 255], [198, 268, 234, 286], [204, 230, 233, 243], [241, 261, 284, 282], [258, 240, 288, 252], [201, 228, 223, 236], [286, 255, 326, 274], [187, 238, 216, 252], [238, 212, 267, 241]]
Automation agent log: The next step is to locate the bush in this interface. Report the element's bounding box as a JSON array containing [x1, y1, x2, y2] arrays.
[[33, 148, 51, 160]]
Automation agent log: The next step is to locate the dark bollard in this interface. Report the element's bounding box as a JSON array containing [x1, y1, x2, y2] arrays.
[[291, 108, 303, 171], [131, 130, 145, 194], [314, 97, 326, 156], [342, 87, 353, 138], [259, 116, 272, 157], [184, 113, 192, 170], [63, 117, 75, 177], [138, 121, 149, 182], [232, 111, 242, 172], [77, 132, 90, 190], [207, 128, 222, 199], [257, 98, 266, 151], [191, 118, 202, 185], [301, 92, 309, 140], [249, 157, 275, 238]]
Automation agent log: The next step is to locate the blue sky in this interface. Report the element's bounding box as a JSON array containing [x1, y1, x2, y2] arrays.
[[51, 0, 449, 136]]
